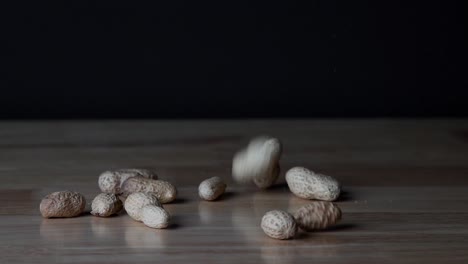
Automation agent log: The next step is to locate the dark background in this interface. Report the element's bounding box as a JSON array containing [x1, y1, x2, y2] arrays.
[[1, 1, 467, 119]]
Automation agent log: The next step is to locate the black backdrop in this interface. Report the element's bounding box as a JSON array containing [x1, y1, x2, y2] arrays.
[[1, 1, 467, 118]]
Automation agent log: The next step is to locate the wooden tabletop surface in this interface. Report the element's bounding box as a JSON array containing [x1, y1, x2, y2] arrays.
[[1, 119, 468, 263]]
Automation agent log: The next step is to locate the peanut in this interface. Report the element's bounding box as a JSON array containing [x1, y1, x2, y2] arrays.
[[198, 176, 226, 201], [141, 205, 171, 229], [292, 202, 342, 231], [91, 193, 123, 217], [286, 167, 341, 201], [121, 177, 177, 203], [40, 191, 86, 218], [124, 192, 161, 221], [98, 168, 157, 194], [232, 136, 282, 189], [261, 210, 297, 240]]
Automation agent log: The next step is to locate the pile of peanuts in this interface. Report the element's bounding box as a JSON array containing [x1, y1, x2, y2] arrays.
[[39, 136, 343, 240]]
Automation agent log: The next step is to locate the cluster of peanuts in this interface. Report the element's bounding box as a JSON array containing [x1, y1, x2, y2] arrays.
[[39, 136, 343, 239], [233, 136, 342, 240], [39, 170, 226, 229], [39, 168, 179, 229]]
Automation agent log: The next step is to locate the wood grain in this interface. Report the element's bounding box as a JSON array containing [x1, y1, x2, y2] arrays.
[[0, 119, 468, 263]]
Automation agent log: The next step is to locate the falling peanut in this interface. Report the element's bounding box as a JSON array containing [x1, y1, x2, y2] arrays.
[[40, 191, 86, 218], [198, 177, 226, 201], [91, 193, 123, 217], [232, 136, 282, 189], [121, 177, 177, 203]]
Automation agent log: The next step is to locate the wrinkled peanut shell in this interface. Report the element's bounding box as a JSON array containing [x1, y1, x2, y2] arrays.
[[98, 168, 158, 194], [124, 192, 162, 221], [286, 167, 341, 201], [199, 177, 227, 201], [40, 191, 86, 218], [141, 205, 170, 229], [121, 177, 177, 203], [292, 202, 342, 231], [91, 193, 123, 217], [261, 210, 297, 240]]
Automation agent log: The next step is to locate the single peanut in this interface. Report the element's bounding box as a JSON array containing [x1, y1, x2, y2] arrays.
[[232, 136, 282, 189], [198, 176, 227, 201], [286, 167, 341, 201], [91, 193, 123, 217], [98, 168, 157, 194], [40, 191, 86, 218], [141, 205, 171, 229], [292, 202, 342, 231], [124, 192, 162, 221], [121, 177, 177, 203], [261, 210, 297, 240]]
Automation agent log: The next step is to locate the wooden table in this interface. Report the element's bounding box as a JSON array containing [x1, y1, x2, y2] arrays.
[[1, 119, 468, 263]]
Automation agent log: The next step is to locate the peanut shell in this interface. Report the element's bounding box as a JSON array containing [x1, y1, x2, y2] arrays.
[[91, 193, 123, 217], [124, 192, 162, 221], [141, 205, 170, 229], [232, 136, 282, 189], [121, 177, 177, 203], [286, 167, 341, 201], [261, 210, 297, 240], [198, 177, 227, 201], [40, 191, 86, 218], [98, 168, 157, 194], [292, 202, 342, 231]]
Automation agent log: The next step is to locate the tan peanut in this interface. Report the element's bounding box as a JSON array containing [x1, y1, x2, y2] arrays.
[[40, 191, 86, 218], [124, 192, 162, 221], [261, 210, 297, 240], [232, 136, 282, 189], [98, 168, 157, 194], [91, 193, 123, 217], [286, 167, 341, 201], [292, 202, 342, 231], [121, 177, 177, 203], [141, 205, 171, 229], [198, 176, 226, 201]]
